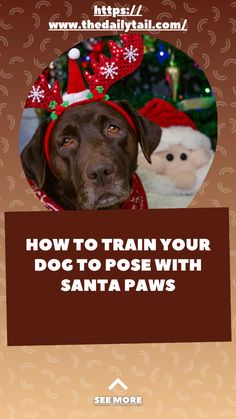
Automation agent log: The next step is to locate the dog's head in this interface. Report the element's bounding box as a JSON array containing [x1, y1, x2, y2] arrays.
[[21, 101, 162, 209]]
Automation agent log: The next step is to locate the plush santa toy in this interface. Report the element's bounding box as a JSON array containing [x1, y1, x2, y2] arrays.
[[137, 99, 214, 207]]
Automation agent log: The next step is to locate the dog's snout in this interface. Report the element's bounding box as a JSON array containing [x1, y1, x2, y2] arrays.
[[86, 161, 114, 185]]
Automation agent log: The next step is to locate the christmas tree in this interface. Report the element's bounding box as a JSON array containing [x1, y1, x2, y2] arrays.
[[43, 35, 217, 147]]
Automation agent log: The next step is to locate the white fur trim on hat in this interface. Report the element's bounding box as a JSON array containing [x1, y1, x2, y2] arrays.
[[157, 126, 212, 152], [62, 89, 90, 105]]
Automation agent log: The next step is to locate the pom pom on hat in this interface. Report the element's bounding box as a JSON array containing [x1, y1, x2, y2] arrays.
[[68, 48, 80, 60]]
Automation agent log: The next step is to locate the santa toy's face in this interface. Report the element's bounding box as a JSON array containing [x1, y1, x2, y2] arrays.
[[138, 138, 213, 195], [151, 144, 211, 190], [154, 144, 211, 175]]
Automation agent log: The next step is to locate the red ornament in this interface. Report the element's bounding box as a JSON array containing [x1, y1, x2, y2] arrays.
[[92, 40, 105, 53]]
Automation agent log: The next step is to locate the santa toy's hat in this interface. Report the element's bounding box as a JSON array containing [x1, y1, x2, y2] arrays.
[[139, 98, 212, 152]]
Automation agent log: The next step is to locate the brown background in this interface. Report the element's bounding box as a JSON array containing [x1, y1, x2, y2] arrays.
[[5, 208, 231, 346], [0, 0, 236, 417]]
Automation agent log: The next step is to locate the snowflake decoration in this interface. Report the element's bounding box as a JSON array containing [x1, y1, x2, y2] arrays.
[[100, 62, 119, 79], [123, 45, 139, 63], [28, 85, 45, 103]]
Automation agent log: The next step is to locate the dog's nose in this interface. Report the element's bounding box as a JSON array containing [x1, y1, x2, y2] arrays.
[[86, 162, 114, 185]]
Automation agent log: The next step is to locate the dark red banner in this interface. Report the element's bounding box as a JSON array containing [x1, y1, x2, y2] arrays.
[[5, 208, 231, 346]]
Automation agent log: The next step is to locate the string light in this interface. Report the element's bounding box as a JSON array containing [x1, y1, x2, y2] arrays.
[[157, 46, 169, 64]]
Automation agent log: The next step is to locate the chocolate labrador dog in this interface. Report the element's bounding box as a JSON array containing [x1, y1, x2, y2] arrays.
[[21, 101, 162, 210]]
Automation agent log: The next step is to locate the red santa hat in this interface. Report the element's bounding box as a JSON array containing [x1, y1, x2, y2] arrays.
[[139, 98, 212, 152], [62, 48, 90, 104]]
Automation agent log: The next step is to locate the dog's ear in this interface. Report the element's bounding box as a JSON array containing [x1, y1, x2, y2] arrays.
[[20, 119, 49, 188], [115, 101, 162, 163]]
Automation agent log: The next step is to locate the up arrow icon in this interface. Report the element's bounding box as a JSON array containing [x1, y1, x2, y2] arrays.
[[108, 378, 128, 391]]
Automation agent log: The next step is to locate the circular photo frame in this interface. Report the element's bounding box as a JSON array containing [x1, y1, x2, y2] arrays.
[[19, 35, 217, 210]]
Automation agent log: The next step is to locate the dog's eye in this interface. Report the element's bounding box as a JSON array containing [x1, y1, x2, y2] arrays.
[[166, 153, 174, 161], [107, 124, 120, 135], [61, 137, 76, 147]]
